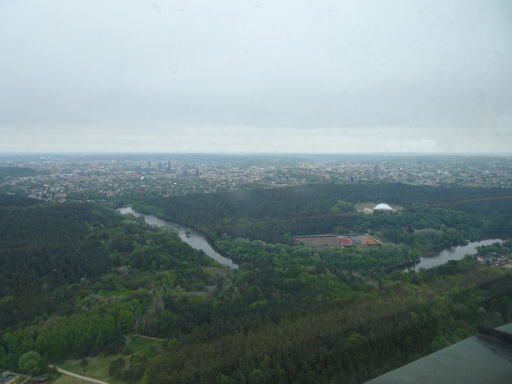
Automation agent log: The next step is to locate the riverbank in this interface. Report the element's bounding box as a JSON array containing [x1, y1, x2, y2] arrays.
[[410, 238, 504, 271], [118, 206, 238, 269]]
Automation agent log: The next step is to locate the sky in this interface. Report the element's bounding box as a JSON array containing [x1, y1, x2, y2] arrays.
[[0, 0, 511, 154]]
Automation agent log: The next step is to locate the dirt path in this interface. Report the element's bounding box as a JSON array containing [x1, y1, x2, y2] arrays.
[[55, 367, 110, 384], [130, 333, 167, 341]]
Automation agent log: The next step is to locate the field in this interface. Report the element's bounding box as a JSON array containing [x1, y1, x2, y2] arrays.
[[52, 375, 89, 384], [53, 335, 165, 384]]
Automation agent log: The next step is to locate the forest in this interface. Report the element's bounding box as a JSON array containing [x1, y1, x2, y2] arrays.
[[1, 182, 512, 383], [0, 167, 45, 180], [132, 183, 512, 243]]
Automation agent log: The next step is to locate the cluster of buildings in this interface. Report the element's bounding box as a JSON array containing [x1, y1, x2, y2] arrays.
[[1, 155, 511, 201], [293, 234, 382, 248], [312, 157, 512, 188], [474, 241, 512, 268], [355, 202, 398, 215], [0, 372, 47, 384], [476, 253, 512, 268], [0, 373, 17, 384]]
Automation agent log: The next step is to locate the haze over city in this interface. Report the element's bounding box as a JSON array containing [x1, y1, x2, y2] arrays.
[[1, 0, 511, 153], [3, 2, 512, 382]]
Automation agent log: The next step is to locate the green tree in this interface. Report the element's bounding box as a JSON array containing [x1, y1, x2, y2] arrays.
[[330, 200, 354, 214], [18, 351, 46, 375], [80, 358, 89, 372], [109, 357, 126, 380]]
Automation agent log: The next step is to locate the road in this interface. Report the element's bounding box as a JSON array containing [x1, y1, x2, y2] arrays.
[[54, 367, 110, 384]]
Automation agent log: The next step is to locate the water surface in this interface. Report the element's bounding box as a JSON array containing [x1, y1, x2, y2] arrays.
[[118, 206, 238, 269], [412, 238, 503, 271]]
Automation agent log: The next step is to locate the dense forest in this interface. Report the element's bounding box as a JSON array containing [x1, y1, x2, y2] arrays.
[[2, 183, 512, 383], [0, 196, 219, 375], [133, 183, 512, 243], [145, 265, 512, 384], [0, 197, 214, 329], [0, 167, 46, 180]]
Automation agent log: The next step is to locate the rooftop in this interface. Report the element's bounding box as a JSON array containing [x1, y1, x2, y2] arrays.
[[374, 203, 394, 211], [366, 323, 512, 384], [0, 373, 18, 384]]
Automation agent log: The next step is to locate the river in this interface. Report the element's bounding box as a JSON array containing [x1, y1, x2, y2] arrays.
[[410, 238, 504, 271], [117, 206, 238, 269], [118, 206, 502, 272]]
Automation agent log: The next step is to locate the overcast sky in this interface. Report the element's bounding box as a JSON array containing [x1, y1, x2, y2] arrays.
[[0, 0, 511, 153]]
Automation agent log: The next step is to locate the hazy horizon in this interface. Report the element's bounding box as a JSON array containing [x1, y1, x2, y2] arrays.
[[1, 0, 511, 153], [1, 149, 512, 156]]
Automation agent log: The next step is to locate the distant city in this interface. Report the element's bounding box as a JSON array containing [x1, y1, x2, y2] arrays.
[[1, 154, 511, 201]]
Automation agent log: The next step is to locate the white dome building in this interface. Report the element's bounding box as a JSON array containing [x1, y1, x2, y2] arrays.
[[373, 203, 394, 212]]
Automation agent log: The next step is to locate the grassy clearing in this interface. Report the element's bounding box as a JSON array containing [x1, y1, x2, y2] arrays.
[[52, 374, 90, 384], [125, 335, 164, 355], [58, 355, 121, 384], [54, 335, 164, 384]]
